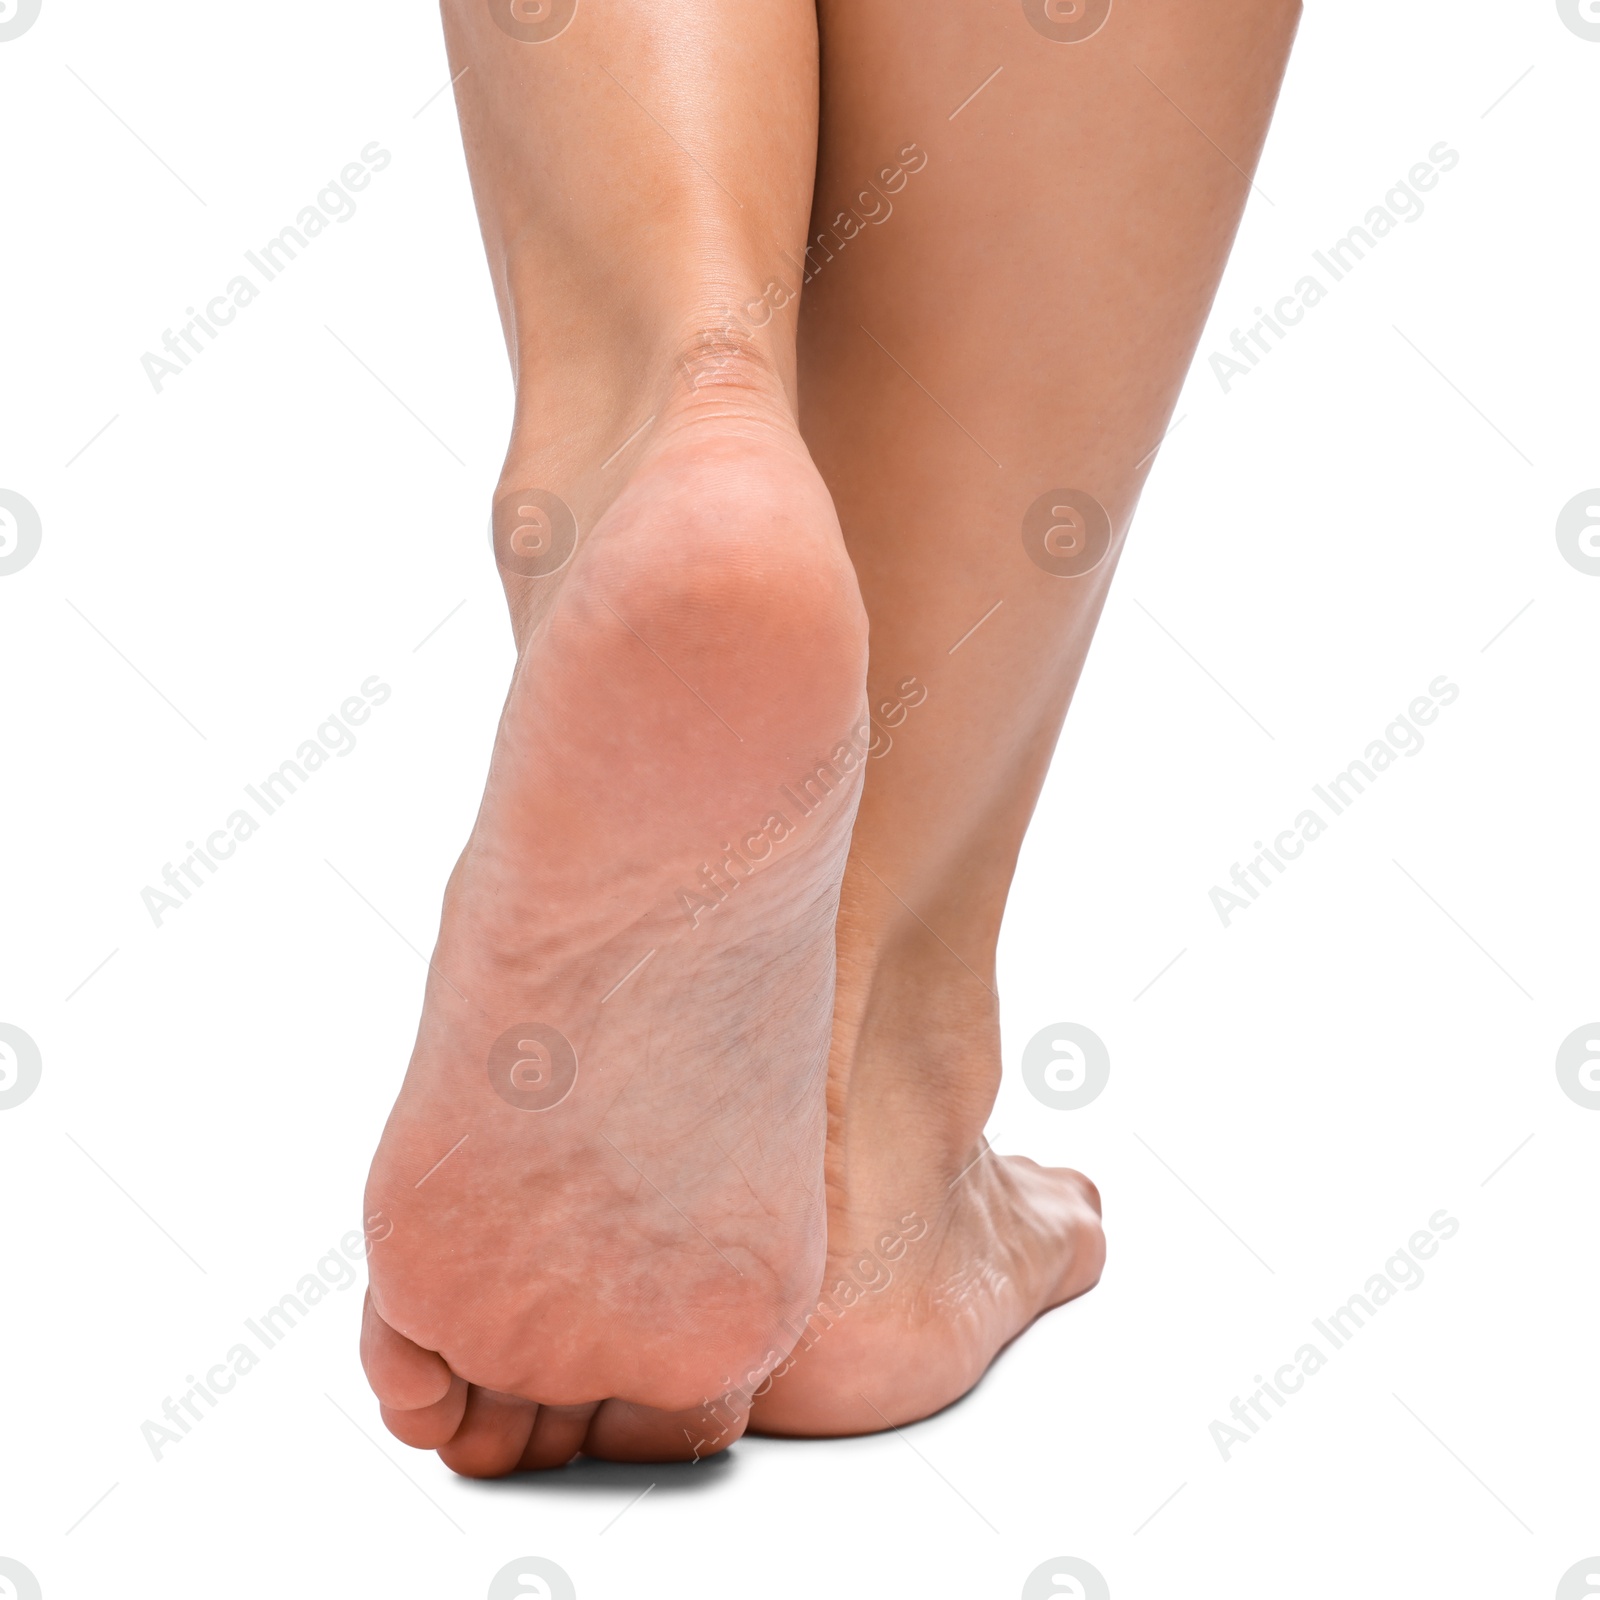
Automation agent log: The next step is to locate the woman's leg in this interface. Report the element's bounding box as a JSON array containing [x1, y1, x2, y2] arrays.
[[752, 0, 1301, 1433], [360, 0, 869, 1472]]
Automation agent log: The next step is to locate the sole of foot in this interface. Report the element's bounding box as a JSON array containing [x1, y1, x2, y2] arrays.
[[361, 378, 870, 1475]]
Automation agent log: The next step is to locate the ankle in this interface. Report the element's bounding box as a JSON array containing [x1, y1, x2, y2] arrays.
[[829, 947, 1004, 1206], [502, 295, 796, 475], [489, 315, 799, 641]]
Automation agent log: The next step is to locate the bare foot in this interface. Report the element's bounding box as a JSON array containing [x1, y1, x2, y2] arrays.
[[361, 371, 868, 1474], [748, 973, 1105, 1436]]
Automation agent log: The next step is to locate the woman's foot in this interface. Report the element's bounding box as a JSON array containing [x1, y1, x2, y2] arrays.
[[361, 362, 869, 1474], [747, 951, 1105, 1435], [733, 0, 1299, 1437]]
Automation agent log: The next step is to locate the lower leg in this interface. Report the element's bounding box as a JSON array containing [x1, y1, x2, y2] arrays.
[[753, 0, 1301, 1432], [450, 0, 821, 517], [361, 0, 869, 1473]]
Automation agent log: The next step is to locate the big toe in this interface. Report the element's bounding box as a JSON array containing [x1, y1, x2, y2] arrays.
[[1042, 1165, 1107, 1301], [1061, 1166, 1102, 1217]]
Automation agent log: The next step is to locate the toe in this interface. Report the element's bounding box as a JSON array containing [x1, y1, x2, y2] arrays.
[[361, 1292, 454, 1410], [1045, 1166, 1107, 1301], [380, 1373, 468, 1449], [437, 1387, 539, 1479], [1062, 1166, 1103, 1217], [584, 1396, 748, 1462], [519, 1403, 598, 1471]]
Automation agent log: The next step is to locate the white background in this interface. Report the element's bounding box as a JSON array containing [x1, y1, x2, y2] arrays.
[[3, 2, 1597, 1597]]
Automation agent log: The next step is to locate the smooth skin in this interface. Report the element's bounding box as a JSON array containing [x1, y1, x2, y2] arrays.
[[752, 0, 1303, 1436], [361, 0, 1300, 1472]]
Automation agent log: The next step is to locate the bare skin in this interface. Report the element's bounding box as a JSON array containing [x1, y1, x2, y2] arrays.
[[361, 0, 1299, 1470], [362, 0, 869, 1472], [751, 0, 1302, 1435]]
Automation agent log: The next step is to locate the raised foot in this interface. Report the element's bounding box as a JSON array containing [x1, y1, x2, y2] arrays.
[[361, 398, 869, 1474]]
